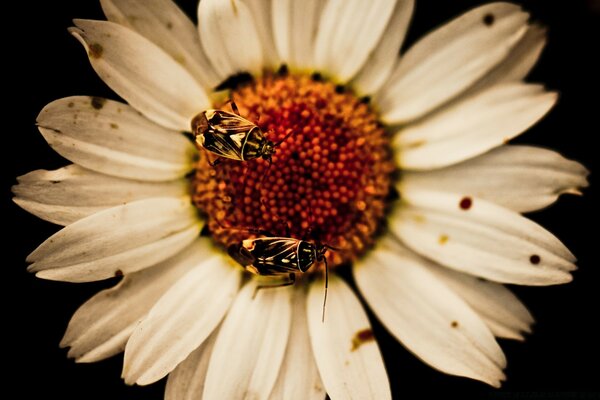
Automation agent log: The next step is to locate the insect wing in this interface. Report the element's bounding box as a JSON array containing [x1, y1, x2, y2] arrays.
[[206, 110, 256, 135], [200, 110, 257, 161], [201, 130, 247, 161], [248, 237, 301, 275]]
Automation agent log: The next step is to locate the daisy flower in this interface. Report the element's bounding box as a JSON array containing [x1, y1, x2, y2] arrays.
[[14, 0, 589, 398]]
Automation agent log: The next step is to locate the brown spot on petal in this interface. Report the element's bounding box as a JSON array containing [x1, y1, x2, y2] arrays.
[[530, 254, 541, 264], [351, 328, 375, 351], [114, 269, 124, 277], [173, 54, 186, 66], [451, 321, 459, 328], [459, 196, 472, 210], [91, 97, 106, 110], [412, 214, 426, 223], [110, 123, 119, 129], [405, 139, 426, 149], [438, 234, 449, 245], [67, 102, 75, 108], [166, 21, 173, 30], [483, 13, 495, 26], [230, 0, 238, 16], [88, 43, 104, 58], [39, 126, 62, 134]]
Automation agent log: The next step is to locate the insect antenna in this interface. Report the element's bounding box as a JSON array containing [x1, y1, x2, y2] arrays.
[[322, 254, 328, 323], [272, 128, 296, 148]]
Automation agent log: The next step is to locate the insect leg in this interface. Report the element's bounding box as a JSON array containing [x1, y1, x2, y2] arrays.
[[230, 100, 240, 116], [252, 273, 296, 299], [207, 156, 221, 167], [218, 224, 278, 238], [257, 157, 272, 192]]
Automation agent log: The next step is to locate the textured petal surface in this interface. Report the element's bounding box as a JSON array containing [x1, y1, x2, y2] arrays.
[[314, 0, 397, 82], [165, 333, 218, 400], [394, 83, 557, 170], [425, 263, 534, 340], [355, 240, 506, 387], [123, 257, 240, 385], [27, 198, 201, 282], [100, 0, 220, 89], [269, 289, 325, 400], [390, 189, 576, 285], [70, 19, 209, 131], [13, 165, 188, 225], [61, 240, 213, 362], [272, 0, 323, 70], [471, 24, 547, 92], [378, 3, 528, 123], [198, 0, 264, 80], [37, 96, 194, 181], [401, 145, 589, 212], [307, 276, 391, 400], [245, 0, 279, 68], [352, 0, 414, 95], [203, 280, 292, 399]]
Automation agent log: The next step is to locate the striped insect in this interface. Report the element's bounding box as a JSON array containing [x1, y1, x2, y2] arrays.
[[228, 235, 334, 321], [192, 101, 293, 167]]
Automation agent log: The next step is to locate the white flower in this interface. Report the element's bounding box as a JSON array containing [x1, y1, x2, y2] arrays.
[[14, 0, 589, 399]]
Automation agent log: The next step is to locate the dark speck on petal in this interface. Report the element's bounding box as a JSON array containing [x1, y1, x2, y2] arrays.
[[459, 196, 472, 210], [91, 97, 106, 110]]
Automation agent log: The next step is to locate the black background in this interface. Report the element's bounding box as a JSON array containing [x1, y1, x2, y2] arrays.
[[5, 1, 599, 399]]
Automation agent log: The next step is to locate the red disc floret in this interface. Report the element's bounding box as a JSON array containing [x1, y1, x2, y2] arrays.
[[193, 74, 394, 268]]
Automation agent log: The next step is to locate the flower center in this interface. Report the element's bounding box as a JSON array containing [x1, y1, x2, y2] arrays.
[[192, 73, 394, 268]]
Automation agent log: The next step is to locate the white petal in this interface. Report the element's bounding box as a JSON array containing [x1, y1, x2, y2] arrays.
[[401, 145, 589, 212], [269, 289, 325, 400], [355, 242, 506, 387], [61, 239, 213, 362], [307, 276, 391, 400], [37, 97, 195, 181], [351, 0, 414, 96], [377, 3, 529, 123], [390, 188, 576, 285], [272, 0, 323, 70], [424, 263, 534, 340], [395, 83, 557, 170], [100, 0, 220, 89], [203, 280, 292, 399], [165, 332, 218, 400], [123, 257, 240, 385], [70, 20, 209, 131], [198, 0, 264, 80], [12, 200, 102, 229], [472, 24, 547, 92], [27, 198, 201, 282], [12, 165, 188, 225], [245, 0, 279, 69], [313, 0, 397, 82]]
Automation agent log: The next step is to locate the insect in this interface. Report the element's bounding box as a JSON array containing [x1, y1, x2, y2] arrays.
[[228, 234, 334, 321], [192, 101, 293, 167]]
